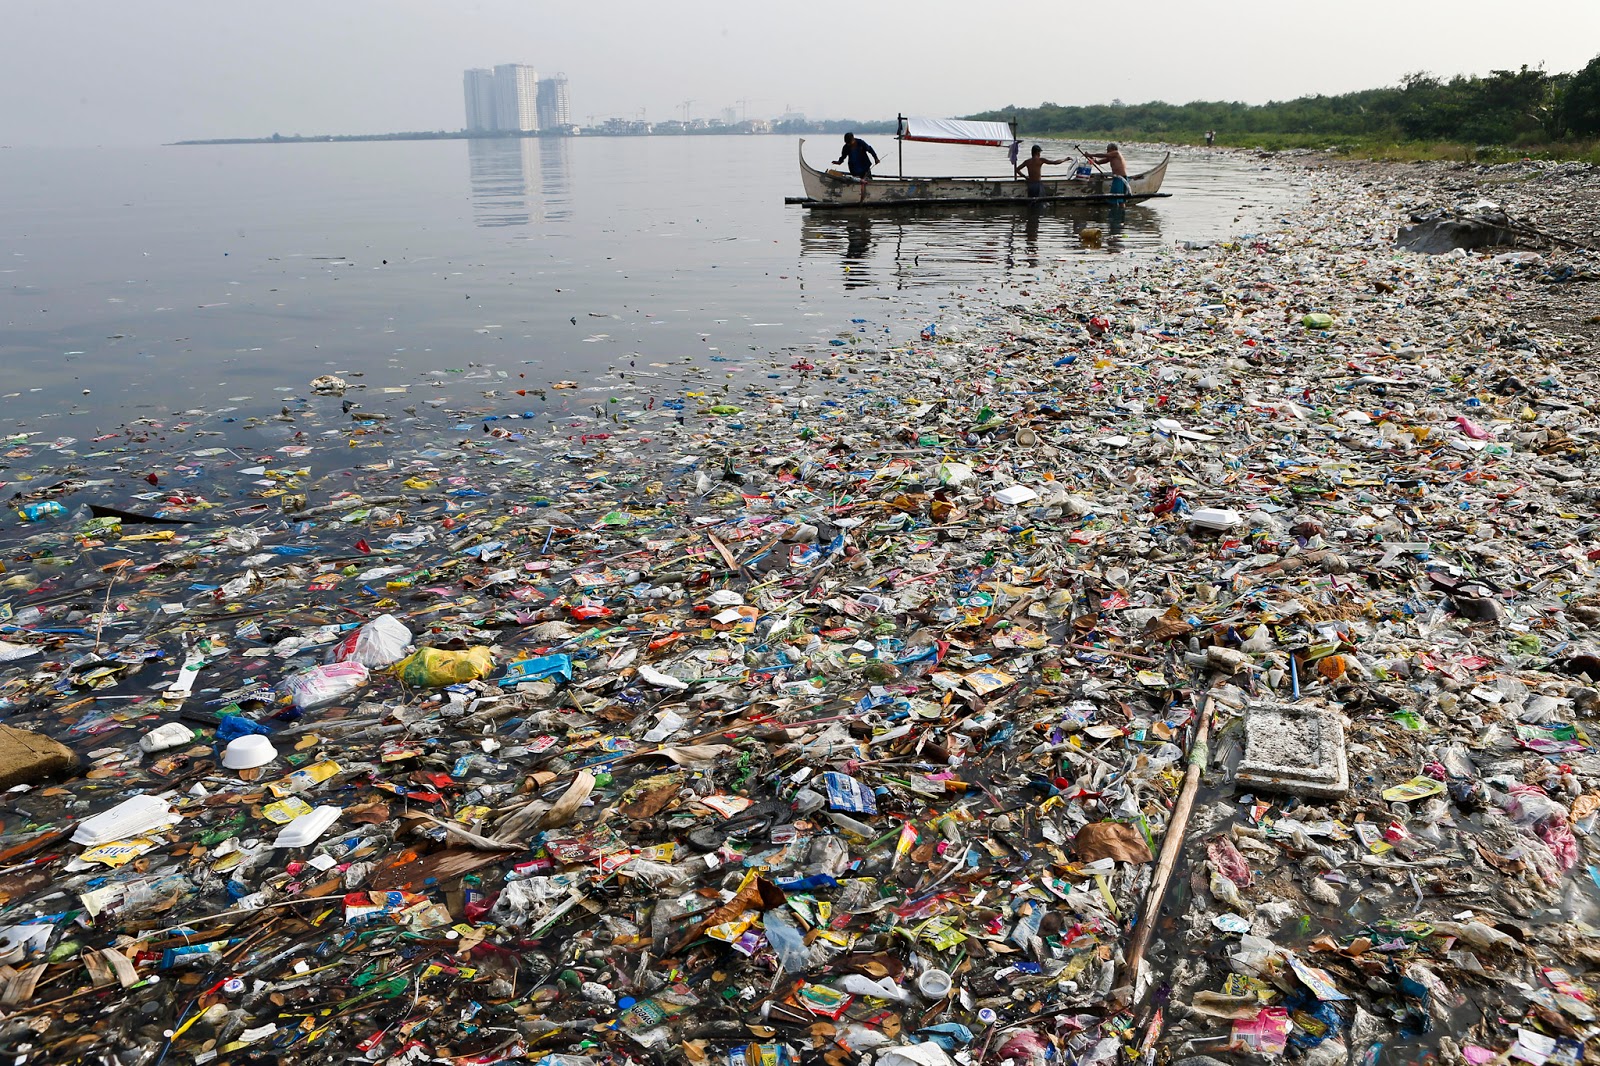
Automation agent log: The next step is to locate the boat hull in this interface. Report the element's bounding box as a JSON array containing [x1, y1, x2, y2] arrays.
[[796, 139, 1169, 208]]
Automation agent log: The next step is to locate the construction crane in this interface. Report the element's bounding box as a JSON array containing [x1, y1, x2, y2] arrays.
[[679, 99, 694, 122], [736, 97, 753, 121]]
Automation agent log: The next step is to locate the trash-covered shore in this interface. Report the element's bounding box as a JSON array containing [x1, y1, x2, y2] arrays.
[[1, 156, 1599, 1066]]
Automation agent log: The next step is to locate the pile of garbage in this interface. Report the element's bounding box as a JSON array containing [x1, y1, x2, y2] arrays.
[[1392, 158, 1600, 357], [1396, 205, 1522, 254], [0, 159, 1598, 1066]]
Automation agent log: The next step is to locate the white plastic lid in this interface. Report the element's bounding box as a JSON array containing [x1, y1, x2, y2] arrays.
[[222, 734, 279, 770], [992, 485, 1040, 506], [273, 805, 341, 849]]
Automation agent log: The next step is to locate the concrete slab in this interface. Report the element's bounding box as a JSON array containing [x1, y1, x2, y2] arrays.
[[1235, 702, 1349, 799]]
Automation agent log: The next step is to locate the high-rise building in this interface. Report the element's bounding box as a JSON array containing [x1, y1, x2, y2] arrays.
[[493, 64, 540, 133], [536, 75, 571, 131], [462, 69, 497, 133]]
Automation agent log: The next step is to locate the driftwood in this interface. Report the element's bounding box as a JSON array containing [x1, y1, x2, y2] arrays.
[[1506, 217, 1600, 253], [1115, 692, 1215, 1007]]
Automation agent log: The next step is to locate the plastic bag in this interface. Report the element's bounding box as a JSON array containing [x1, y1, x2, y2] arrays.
[[1428, 919, 1517, 954], [762, 907, 812, 975], [1500, 783, 1569, 826], [993, 1032, 1049, 1066], [281, 660, 369, 710], [17, 501, 67, 522], [328, 613, 413, 668], [0, 641, 40, 662], [393, 646, 495, 687]]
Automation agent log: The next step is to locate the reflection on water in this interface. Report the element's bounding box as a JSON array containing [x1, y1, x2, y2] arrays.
[[466, 137, 571, 227], [800, 201, 1159, 288], [797, 146, 1304, 290], [539, 137, 571, 221]]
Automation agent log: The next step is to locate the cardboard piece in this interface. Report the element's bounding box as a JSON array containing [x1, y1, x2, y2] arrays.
[[1073, 821, 1154, 864], [0, 725, 79, 790]]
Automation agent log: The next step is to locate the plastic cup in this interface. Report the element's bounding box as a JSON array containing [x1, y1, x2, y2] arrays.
[[917, 968, 953, 999]]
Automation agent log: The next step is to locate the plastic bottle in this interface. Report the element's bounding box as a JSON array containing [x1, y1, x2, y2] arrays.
[[827, 811, 876, 841]]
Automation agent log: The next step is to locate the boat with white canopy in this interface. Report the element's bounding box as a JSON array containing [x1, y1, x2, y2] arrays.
[[794, 116, 1169, 209]]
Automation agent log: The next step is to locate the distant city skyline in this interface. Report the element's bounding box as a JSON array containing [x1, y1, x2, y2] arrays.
[[463, 64, 571, 134], [462, 69, 497, 132], [536, 77, 570, 130]]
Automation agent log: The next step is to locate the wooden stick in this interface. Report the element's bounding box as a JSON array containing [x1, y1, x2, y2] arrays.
[[1115, 692, 1214, 1007], [135, 893, 341, 941], [1067, 642, 1161, 666], [1507, 218, 1598, 253]]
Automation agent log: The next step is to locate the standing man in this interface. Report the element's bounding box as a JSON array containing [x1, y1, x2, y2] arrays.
[[1083, 144, 1129, 196], [1015, 144, 1069, 198], [834, 132, 880, 181], [1205, 129, 1216, 148]]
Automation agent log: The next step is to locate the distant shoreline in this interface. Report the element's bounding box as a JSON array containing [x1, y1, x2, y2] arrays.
[[169, 124, 891, 146]]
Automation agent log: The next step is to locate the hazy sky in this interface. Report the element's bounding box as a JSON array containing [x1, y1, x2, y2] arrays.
[[6, 0, 1600, 146]]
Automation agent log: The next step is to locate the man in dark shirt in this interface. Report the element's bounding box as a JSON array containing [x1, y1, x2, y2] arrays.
[[833, 133, 880, 179]]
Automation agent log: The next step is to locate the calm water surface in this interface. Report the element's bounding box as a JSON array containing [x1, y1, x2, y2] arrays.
[[0, 136, 1304, 429]]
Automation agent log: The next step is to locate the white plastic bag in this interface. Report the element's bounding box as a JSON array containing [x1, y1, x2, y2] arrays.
[[937, 461, 974, 486], [877, 1044, 955, 1066], [281, 661, 369, 710], [328, 614, 412, 669], [140, 722, 195, 753]]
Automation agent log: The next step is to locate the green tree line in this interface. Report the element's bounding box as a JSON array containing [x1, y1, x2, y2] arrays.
[[969, 54, 1600, 145]]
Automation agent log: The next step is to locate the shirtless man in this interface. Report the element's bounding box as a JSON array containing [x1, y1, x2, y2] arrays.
[[1014, 144, 1069, 198], [1082, 143, 1129, 195]]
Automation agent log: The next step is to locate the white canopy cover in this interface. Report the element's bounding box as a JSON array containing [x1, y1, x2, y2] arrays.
[[899, 117, 1017, 147]]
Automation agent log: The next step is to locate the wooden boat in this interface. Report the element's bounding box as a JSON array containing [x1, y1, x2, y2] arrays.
[[793, 117, 1170, 209]]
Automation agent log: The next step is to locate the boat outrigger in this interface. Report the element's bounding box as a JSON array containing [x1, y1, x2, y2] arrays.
[[792, 116, 1170, 209]]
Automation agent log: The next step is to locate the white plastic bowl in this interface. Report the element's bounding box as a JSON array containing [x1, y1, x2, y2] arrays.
[[222, 734, 279, 770]]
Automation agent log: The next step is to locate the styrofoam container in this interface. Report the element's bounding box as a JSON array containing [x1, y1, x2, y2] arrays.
[[72, 794, 180, 846], [1189, 507, 1243, 532], [272, 805, 342, 848], [992, 485, 1039, 506], [222, 734, 279, 770]]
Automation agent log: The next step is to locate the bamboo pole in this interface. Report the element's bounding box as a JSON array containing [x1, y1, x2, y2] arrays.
[[1116, 692, 1214, 1006]]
